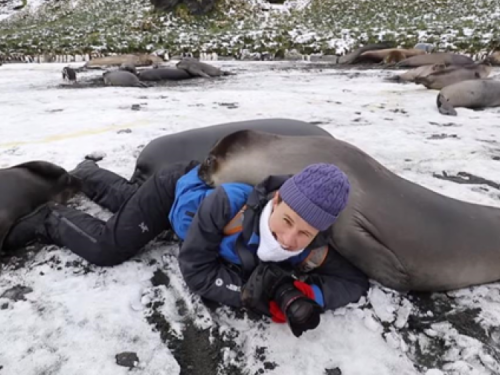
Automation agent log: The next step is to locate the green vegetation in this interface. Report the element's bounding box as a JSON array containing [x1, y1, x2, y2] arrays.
[[0, 0, 499, 58]]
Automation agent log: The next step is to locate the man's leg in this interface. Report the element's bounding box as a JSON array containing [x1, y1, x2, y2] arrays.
[[71, 160, 140, 213], [4, 161, 199, 266]]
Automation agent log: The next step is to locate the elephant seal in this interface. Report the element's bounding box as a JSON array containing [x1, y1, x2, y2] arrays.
[[396, 53, 474, 68], [84, 54, 163, 69], [414, 63, 492, 90], [130, 118, 332, 184], [62, 67, 77, 82], [385, 64, 447, 83], [0, 161, 81, 251], [338, 41, 396, 65], [485, 51, 500, 66], [176, 58, 233, 78], [119, 62, 137, 75], [356, 48, 425, 64], [103, 70, 148, 88], [437, 79, 500, 116], [198, 130, 500, 292], [383, 50, 408, 64], [138, 67, 193, 81]]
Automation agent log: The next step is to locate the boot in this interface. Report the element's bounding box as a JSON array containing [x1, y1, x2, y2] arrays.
[[3, 204, 53, 251]]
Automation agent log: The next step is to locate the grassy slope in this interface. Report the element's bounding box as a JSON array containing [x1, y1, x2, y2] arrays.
[[0, 0, 499, 57]]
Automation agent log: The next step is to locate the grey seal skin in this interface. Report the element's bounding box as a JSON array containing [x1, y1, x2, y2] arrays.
[[385, 64, 447, 83], [102, 70, 148, 88], [198, 130, 500, 292], [119, 62, 137, 75], [396, 53, 474, 68], [130, 118, 332, 185], [176, 58, 234, 78], [0, 161, 81, 251], [437, 79, 500, 116], [338, 41, 396, 65], [414, 63, 492, 90], [138, 67, 193, 82]]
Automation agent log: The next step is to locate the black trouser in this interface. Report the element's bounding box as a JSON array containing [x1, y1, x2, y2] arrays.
[[46, 160, 198, 266]]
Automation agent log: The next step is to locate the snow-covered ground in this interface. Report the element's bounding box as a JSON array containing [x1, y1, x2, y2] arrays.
[[1, 61, 500, 375]]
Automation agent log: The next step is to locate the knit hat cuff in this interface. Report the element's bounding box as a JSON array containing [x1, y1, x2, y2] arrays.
[[280, 178, 338, 231]]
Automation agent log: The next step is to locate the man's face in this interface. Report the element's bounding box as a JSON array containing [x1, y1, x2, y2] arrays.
[[268, 192, 319, 251]]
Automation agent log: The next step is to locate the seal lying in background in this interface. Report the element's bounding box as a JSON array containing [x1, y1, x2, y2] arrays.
[[198, 130, 500, 292], [0, 161, 81, 251], [414, 63, 492, 90], [355, 48, 425, 64], [176, 58, 234, 78], [130, 118, 332, 184], [385, 64, 447, 83], [338, 41, 396, 65], [84, 54, 163, 69], [437, 79, 500, 116], [396, 53, 474, 68], [138, 67, 193, 81], [103, 71, 148, 88]]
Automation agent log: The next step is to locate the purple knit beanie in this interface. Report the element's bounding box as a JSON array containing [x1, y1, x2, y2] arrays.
[[279, 163, 350, 231]]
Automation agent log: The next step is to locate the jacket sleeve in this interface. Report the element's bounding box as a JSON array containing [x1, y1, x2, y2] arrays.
[[305, 247, 369, 311], [178, 186, 245, 308]]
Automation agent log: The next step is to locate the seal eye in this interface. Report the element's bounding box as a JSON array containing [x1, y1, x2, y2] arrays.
[[205, 155, 214, 168]]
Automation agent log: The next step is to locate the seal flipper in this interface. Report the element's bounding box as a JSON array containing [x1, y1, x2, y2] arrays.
[[437, 93, 458, 116], [190, 68, 211, 78]]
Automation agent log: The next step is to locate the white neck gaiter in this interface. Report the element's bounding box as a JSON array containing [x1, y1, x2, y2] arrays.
[[256, 200, 305, 262]]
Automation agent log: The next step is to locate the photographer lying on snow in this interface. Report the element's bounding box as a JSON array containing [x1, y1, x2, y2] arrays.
[[5, 159, 369, 337]]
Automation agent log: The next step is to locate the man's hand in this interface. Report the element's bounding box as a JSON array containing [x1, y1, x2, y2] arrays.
[[241, 262, 293, 315]]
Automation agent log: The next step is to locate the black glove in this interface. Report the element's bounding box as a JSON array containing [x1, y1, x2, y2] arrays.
[[274, 282, 323, 337], [241, 262, 294, 316]]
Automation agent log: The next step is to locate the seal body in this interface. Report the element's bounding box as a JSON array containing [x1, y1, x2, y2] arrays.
[[385, 64, 447, 83], [103, 71, 148, 88], [396, 53, 474, 68], [357, 48, 425, 64], [130, 118, 332, 184], [176, 58, 233, 77], [84, 54, 163, 69], [138, 67, 193, 81], [338, 42, 396, 64], [198, 130, 500, 292], [437, 79, 500, 116], [415, 63, 491, 90], [0, 161, 81, 250]]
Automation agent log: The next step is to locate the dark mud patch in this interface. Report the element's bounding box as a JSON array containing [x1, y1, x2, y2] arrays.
[[0, 284, 33, 301], [433, 171, 500, 190], [145, 272, 246, 375], [0, 243, 45, 270], [427, 133, 458, 140], [400, 292, 499, 371], [146, 304, 245, 375], [215, 102, 239, 109], [429, 121, 460, 127]]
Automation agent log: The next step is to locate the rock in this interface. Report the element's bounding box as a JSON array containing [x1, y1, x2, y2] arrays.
[[131, 104, 141, 111], [115, 352, 139, 369], [325, 368, 342, 375], [85, 151, 106, 162], [284, 49, 303, 61], [117, 128, 132, 134], [414, 43, 435, 53]]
